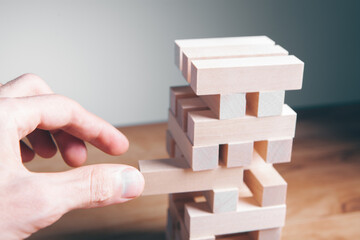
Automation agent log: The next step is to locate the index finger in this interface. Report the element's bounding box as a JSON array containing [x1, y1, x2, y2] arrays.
[[2, 94, 129, 156]]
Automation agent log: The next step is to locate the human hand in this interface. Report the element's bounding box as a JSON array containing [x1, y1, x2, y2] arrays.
[[0, 74, 145, 239]]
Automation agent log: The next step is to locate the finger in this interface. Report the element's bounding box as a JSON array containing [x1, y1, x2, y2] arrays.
[[0, 73, 53, 97], [5, 94, 129, 156], [40, 164, 144, 211], [52, 130, 87, 167], [20, 140, 35, 162], [27, 129, 57, 159]]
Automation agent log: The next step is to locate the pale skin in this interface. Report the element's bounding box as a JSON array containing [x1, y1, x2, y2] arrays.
[[0, 74, 145, 239]]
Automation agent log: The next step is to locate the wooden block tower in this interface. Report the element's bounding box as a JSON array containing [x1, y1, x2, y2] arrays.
[[139, 36, 304, 240]]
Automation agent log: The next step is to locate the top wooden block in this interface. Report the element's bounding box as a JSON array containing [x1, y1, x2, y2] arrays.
[[190, 55, 304, 95], [182, 45, 288, 82], [175, 36, 275, 70]]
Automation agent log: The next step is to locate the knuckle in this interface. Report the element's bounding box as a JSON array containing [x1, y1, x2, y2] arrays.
[[19, 73, 53, 94], [88, 167, 114, 205]]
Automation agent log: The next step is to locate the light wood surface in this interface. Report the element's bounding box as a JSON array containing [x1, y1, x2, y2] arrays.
[[244, 165, 287, 207], [200, 93, 246, 120], [246, 91, 285, 117], [27, 104, 360, 240], [139, 158, 243, 196], [220, 141, 253, 168], [174, 36, 275, 70], [203, 188, 239, 213], [190, 55, 304, 95], [187, 105, 296, 146], [182, 44, 287, 82], [254, 138, 293, 164], [168, 110, 219, 171], [184, 198, 286, 238]]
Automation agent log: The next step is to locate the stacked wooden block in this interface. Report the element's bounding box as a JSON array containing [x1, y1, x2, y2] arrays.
[[138, 36, 304, 240]]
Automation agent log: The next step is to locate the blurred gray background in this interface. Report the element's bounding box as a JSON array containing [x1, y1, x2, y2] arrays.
[[0, 0, 359, 126]]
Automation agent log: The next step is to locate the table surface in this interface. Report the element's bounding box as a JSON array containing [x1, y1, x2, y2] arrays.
[[27, 104, 360, 240]]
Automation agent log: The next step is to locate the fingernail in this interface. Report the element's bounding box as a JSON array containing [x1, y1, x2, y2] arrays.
[[121, 168, 144, 199]]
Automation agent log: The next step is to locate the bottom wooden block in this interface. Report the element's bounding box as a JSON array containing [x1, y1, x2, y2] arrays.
[[184, 197, 286, 238], [168, 195, 285, 239]]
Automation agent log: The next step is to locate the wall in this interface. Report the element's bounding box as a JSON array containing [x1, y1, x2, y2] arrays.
[[0, 0, 359, 126]]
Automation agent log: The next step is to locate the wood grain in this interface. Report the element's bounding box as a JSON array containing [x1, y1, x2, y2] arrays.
[[190, 55, 304, 95], [27, 104, 360, 240], [175, 36, 275, 70], [187, 105, 297, 146], [139, 158, 244, 196]]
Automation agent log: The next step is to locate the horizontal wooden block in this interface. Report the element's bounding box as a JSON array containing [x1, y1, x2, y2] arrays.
[[168, 180, 276, 240], [170, 86, 196, 116], [249, 227, 282, 240], [254, 138, 293, 164], [244, 165, 287, 207], [175, 36, 275, 70], [182, 45, 288, 83], [177, 97, 208, 131], [200, 93, 246, 119], [184, 197, 286, 238], [190, 55, 304, 95], [166, 130, 176, 158], [187, 105, 297, 146], [220, 141, 253, 168], [168, 110, 219, 171], [204, 188, 239, 213], [246, 91, 285, 117], [139, 158, 244, 196]]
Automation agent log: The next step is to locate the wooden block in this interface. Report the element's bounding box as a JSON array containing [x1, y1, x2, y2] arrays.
[[246, 91, 285, 117], [200, 93, 246, 119], [244, 165, 287, 207], [184, 197, 286, 238], [254, 138, 293, 164], [166, 130, 176, 158], [139, 158, 244, 196], [249, 227, 282, 240], [187, 105, 297, 146], [170, 86, 196, 116], [169, 197, 216, 240], [204, 188, 239, 213], [182, 45, 288, 82], [175, 36, 275, 70], [177, 97, 208, 130], [190, 55, 304, 95], [168, 110, 219, 171], [220, 141, 253, 168]]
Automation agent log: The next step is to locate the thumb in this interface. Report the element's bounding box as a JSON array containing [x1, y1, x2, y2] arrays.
[[44, 164, 145, 211]]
